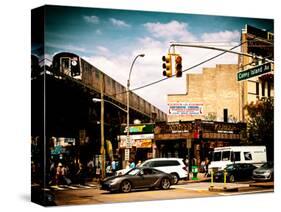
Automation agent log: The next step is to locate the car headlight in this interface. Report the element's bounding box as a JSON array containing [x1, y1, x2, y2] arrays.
[[108, 179, 118, 184], [264, 170, 271, 175]]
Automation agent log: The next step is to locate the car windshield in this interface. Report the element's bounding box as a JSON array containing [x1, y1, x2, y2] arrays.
[[225, 165, 235, 171], [126, 168, 140, 176], [261, 162, 273, 169]]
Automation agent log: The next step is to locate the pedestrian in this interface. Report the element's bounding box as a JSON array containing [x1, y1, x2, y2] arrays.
[[192, 157, 197, 166], [129, 159, 136, 169], [106, 163, 112, 177], [95, 165, 101, 182], [136, 160, 142, 167], [111, 160, 116, 174], [55, 163, 64, 185], [87, 159, 94, 178], [204, 157, 209, 177], [76, 163, 86, 185], [200, 160, 206, 173], [125, 161, 130, 169]]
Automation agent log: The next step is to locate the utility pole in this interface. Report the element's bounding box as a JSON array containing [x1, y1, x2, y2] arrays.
[[100, 72, 105, 179], [126, 54, 145, 168]]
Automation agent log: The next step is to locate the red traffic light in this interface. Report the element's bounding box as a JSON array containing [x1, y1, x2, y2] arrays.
[[175, 56, 182, 63]]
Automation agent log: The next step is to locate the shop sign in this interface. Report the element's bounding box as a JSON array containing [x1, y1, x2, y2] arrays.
[[121, 124, 154, 134], [124, 149, 130, 161], [168, 102, 203, 115], [119, 134, 153, 148], [119, 134, 154, 141]]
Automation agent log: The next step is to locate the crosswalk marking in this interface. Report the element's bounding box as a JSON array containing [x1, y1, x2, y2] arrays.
[[49, 184, 97, 191]]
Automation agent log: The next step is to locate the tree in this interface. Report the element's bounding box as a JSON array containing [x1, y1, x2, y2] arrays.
[[244, 97, 274, 161]]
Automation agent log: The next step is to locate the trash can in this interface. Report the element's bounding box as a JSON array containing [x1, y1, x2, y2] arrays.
[[192, 166, 198, 180]]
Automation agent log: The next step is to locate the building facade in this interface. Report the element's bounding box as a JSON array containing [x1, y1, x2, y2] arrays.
[[238, 25, 274, 121], [168, 64, 240, 123]]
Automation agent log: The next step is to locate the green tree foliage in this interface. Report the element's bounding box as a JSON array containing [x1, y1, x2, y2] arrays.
[[244, 97, 274, 161]]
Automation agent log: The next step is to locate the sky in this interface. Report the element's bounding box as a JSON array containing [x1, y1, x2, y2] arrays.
[[32, 5, 273, 113]]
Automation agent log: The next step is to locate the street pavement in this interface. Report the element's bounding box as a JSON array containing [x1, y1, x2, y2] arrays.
[[51, 176, 274, 206]]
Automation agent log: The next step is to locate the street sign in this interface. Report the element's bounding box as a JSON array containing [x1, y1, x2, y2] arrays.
[[124, 148, 130, 161], [126, 136, 132, 148], [237, 62, 272, 81]]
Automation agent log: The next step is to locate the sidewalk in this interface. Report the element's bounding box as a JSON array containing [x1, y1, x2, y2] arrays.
[[179, 172, 210, 184]]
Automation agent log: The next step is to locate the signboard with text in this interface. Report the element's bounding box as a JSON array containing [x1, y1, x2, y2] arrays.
[[168, 102, 203, 116], [237, 62, 272, 81]]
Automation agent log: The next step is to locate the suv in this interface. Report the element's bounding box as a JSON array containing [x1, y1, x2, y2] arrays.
[[116, 158, 188, 184]]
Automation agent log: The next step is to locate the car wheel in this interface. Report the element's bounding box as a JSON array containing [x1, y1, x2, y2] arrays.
[[171, 173, 179, 184], [161, 178, 171, 190], [120, 180, 132, 193], [229, 175, 235, 183]]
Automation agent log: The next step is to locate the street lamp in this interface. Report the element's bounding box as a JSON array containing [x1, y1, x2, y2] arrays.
[[92, 98, 127, 113], [126, 54, 145, 165]]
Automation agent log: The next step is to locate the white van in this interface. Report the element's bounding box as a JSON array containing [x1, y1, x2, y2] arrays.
[[208, 146, 267, 174]]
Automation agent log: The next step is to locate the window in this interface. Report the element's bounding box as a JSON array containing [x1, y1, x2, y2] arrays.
[[95, 69, 100, 79], [244, 152, 252, 160], [261, 81, 265, 97], [231, 152, 241, 162], [142, 161, 152, 167], [222, 151, 230, 161], [256, 82, 259, 96], [152, 160, 180, 167], [213, 152, 221, 161], [143, 168, 153, 175], [268, 81, 271, 97]]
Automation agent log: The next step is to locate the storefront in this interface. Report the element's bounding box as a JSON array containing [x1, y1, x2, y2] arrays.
[[118, 124, 155, 167], [154, 120, 246, 167]]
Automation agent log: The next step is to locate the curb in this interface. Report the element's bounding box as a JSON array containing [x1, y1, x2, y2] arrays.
[[208, 186, 239, 192], [249, 182, 274, 188]]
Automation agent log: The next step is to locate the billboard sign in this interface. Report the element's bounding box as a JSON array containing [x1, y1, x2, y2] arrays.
[[168, 102, 203, 115]]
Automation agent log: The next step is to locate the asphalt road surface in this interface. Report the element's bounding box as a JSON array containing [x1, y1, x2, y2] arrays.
[[52, 181, 273, 206]]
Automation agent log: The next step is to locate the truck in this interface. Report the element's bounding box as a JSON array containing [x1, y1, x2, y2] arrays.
[[208, 146, 267, 174]]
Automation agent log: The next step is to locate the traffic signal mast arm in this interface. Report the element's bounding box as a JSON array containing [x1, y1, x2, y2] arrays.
[[169, 43, 274, 64]]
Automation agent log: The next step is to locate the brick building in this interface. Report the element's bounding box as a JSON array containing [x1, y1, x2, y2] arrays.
[[168, 64, 241, 123]]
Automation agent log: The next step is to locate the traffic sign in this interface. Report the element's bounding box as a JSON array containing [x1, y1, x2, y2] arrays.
[[237, 62, 272, 81]]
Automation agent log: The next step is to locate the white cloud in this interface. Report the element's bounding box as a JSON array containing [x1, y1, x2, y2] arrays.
[[83, 25, 241, 112], [46, 42, 86, 53], [96, 46, 110, 55], [109, 18, 130, 28], [144, 20, 197, 42], [201, 30, 240, 42], [83, 15, 100, 24]]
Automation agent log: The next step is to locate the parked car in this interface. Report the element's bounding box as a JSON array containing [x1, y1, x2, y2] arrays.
[[252, 162, 274, 181], [101, 167, 173, 193], [115, 158, 188, 184], [214, 163, 256, 183]]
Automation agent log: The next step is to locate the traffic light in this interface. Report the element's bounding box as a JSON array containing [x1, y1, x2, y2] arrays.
[[175, 55, 182, 77], [162, 54, 172, 77]]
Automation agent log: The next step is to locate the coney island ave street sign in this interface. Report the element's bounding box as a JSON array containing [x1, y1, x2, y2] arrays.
[[237, 62, 272, 81]]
